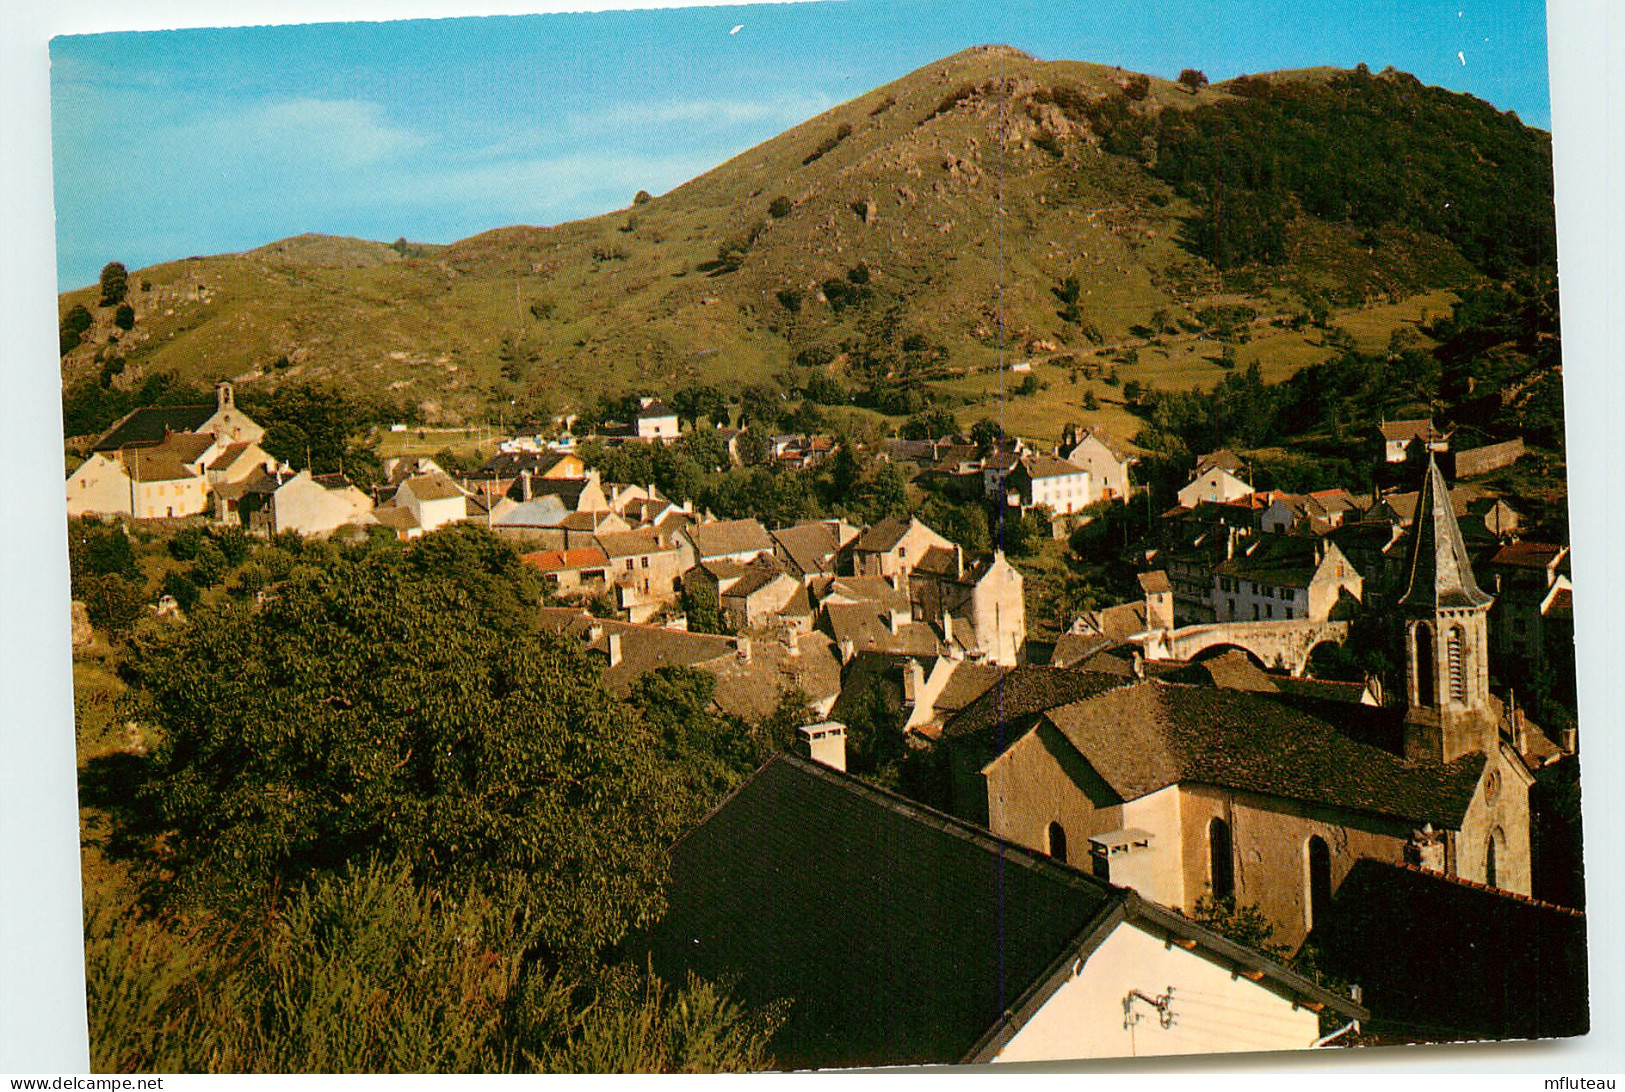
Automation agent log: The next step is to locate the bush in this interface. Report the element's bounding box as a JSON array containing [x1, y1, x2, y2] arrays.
[[1177, 68, 1209, 92], [632, 190, 652, 205], [113, 304, 135, 331], [768, 196, 793, 219]]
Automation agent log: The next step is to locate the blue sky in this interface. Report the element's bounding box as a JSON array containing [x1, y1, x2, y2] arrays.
[[49, 0, 1553, 291]]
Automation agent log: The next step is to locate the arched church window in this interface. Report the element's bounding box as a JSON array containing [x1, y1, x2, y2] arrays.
[[1046, 821, 1068, 864], [1208, 818, 1234, 901], [1448, 626, 1467, 704], [1306, 836, 1332, 932], [1415, 624, 1435, 706], [1487, 827, 1504, 889]]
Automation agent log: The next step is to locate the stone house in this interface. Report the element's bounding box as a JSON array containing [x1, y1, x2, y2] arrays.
[[634, 398, 680, 441], [389, 472, 470, 535], [1003, 454, 1093, 517], [522, 546, 611, 591], [646, 751, 1365, 1068], [907, 546, 1026, 666], [1481, 542, 1573, 677], [67, 431, 221, 519], [1375, 418, 1451, 464], [850, 516, 953, 580], [1058, 424, 1133, 503], [679, 517, 776, 568], [718, 557, 802, 630], [1176, 465, 1252, 510], [771, 519, 858, 582], [1211, 537, 1363, 623], [232, 470, 373, 537], [597, 529, 683, 623]]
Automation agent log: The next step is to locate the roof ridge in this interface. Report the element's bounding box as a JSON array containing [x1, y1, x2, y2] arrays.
[[771, 751, 1125, 898]]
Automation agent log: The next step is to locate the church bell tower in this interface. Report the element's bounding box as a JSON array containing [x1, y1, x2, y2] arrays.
[[1399, 455, 1498, 763]]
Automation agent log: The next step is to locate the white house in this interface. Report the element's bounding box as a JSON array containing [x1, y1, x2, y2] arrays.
[[1177, 465, 1252, 509], [635, 398, 680, 441], [1006, 454, 1093, 516], [1059, 426, 1134, 503]]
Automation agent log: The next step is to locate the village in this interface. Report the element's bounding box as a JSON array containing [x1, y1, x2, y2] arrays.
[[62, 380, 1585, 1064]]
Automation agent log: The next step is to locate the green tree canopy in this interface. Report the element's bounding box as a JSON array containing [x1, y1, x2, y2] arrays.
[[129, 526, 693, 964], [99, 261, 129, 306]]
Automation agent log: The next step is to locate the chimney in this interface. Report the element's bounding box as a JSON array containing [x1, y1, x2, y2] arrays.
[[795, 721, 847, 772], [734, 635, 752, 663], [1561, 726, 1578, 755], [606, 631, 623, 668], [521, 469, 533, 502], [1131, 649, 1146, 680], [586, 623, 605, 644], [954, 544, 964, 580], [887, 607, 909, 635], [839, 638, 856, 663], [1405, 825, 1446, 872], [941, 609, 954, 645], [904, 659, 926, 706]]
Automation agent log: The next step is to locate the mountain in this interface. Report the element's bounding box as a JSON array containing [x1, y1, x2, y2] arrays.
[[58, 46, 1554, 437]]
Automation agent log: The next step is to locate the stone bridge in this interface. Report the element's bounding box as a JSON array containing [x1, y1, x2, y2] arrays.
[[1131, 619, 1351, 677]]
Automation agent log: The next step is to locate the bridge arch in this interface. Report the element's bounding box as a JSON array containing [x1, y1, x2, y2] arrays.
[[1139, 619, 1353, 677]]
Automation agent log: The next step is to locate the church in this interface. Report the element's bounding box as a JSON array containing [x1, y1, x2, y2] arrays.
[[938, 456, 1561, 949]]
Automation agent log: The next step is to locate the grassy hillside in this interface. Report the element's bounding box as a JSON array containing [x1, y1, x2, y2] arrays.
[[58, 46, 1551, 444]]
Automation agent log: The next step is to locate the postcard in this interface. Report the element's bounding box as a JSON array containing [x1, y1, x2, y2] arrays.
[[46, 0, 1586, 1070]]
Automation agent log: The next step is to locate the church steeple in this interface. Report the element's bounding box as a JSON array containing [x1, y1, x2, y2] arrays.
[[1400, 454, 1497, 763]]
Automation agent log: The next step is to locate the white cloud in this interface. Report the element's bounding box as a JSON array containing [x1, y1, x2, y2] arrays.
[[573, 92, 835, 133]]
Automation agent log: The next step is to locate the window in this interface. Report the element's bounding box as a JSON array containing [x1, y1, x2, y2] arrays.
[[1486, 827, 1503, 888], [1208, 818, 1234, 900], [1447, 626, 1467, 704], [1415, 624, 1435, 706], [640, 556, 650, 569], [1047, 822, 1068, 864], [1306, 836, 1332, 932]]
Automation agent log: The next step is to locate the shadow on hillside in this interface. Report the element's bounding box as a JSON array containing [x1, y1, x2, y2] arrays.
[[79, 751, 164, 864]]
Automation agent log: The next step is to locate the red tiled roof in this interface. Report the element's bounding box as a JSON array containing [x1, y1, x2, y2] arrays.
[[522, 546, 609, 572]]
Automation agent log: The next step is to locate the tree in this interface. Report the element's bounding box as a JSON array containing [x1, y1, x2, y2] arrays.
[[632, 190, 652, 205], [60, 303, 94, 354], [900, 407, 958, 441], [767, 196, 793, 219], [1082, 389, 1099, 411], [969, 417, 1004, 455], [99, 261, 129, 307], [114, 303, 136, 331], [129, 526, 694, 964], [1177, 68, 1209, 92]]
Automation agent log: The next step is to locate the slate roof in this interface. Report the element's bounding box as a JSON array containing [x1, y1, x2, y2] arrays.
[[1194, 449, 1246, 476], [726, 560, 792, 602], [536, 609, 738, 694], [524, 477, 597, 508], [123, 432, 215, 482], [771, 521, 842, 577], [646, 752, 1361, 1070], [491, 496, 570, 528], [1397, 456, 1494, 611], [1137, 570, 1172, 595], [1314, 857, 1586, 1041], [1377, 418, 1449, 444], [942, 666, 1129, 738], [596, 529, 665, 559], [851, 515, 916, 554], [1020, 453, 1088, 480], [1079, 601, 1149, 640], [1048, 632, 1117, 669], [400, 472, 467, 502], [686, 518, 774, 560], [1486, 541, 1567, 571], [823, 601, 950, 658], [1042, 681, 1485, 826], [205, 441, 254, 471], [479, 449, 574, 476], [636, 400, 676, 419], [92, 405, 216, 452]]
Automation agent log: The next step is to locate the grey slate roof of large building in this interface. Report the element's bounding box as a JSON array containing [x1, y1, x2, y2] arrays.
[[1042, 681, 1485, 826], [91, 405, 216, 452], [645, 752, 1361, 1070]]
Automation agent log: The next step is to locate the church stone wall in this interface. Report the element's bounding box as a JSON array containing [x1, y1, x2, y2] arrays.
[[1176, 785, 1412, 950]]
